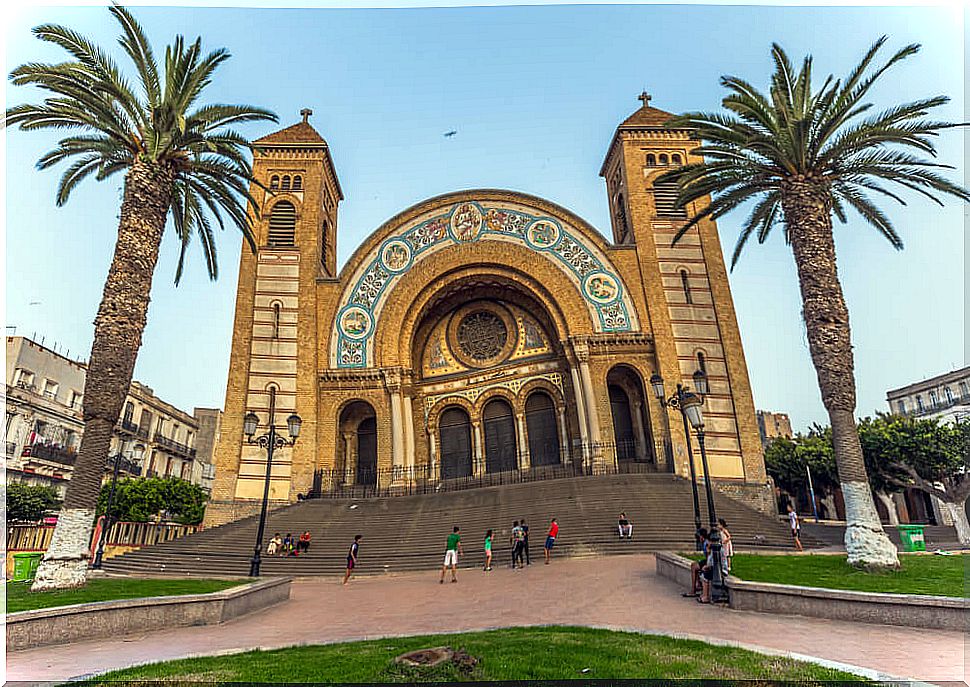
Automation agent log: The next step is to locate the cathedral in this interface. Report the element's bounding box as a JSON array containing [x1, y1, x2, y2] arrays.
[[205, 95, 771, 527]]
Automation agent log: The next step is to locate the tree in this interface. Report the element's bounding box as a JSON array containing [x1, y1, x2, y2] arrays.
[[764, 426, 838, 514], [6, 484, 62, 523], [97, 477, 208, 525], [659, 38, 969, 568], [863, 414, 970, 544], [4, 6, 277, 589]]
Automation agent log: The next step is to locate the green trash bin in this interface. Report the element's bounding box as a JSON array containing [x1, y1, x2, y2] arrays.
[[11, 552, 44, 582], [898, 524, 927, 552]]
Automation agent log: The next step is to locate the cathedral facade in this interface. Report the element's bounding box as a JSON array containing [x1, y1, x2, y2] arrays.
[[205, 97, 770, 527]]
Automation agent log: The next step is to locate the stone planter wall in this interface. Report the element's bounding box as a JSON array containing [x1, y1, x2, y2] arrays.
[[654, 552, 967, 631], [7, 577, 291, 651]]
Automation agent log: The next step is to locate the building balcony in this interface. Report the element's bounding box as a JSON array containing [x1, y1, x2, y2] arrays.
[[6, 441, 17, 457], [23, 443, 77, 468], [118, 418, 139, 433], [153, 433, 195, 457], [106, 454, 142, 477]]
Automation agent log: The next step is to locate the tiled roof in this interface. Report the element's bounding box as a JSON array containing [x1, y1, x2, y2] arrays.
[[254, 121, 327, 146], [619, 104, 676, 128]]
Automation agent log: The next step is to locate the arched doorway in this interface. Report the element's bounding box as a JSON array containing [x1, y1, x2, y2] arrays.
[[483, 398, 517, 473], [439, 407, 473, 480], [607, 365, 654, 464], [356, 417, 377, 485], [526, 391, 560, 467]]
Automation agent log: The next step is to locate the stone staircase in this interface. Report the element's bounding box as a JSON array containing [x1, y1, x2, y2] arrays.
[[103, 473, 814, 577]]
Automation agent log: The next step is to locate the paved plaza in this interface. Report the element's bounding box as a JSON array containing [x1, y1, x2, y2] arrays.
[[8, 554, 965, 683]]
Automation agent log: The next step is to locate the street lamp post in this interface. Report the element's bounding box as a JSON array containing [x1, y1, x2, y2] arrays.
[[92, 442, 145, 570], [650, 370, 705, 542], [243, 390, 301, 578]]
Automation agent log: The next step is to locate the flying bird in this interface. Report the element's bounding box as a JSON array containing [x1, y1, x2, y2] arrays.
[[443, 130, 457, 138]]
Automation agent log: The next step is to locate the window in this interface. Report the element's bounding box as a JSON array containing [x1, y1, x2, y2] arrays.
[[653, 179, 687, 218], [180, 461, 189, 480], [916, 395, 924, 412], [696, 351, 707, 376], [671, 153, 682, 164], [267, 201, 297, 246], [281, 175, 291, 191], [960, 381, 969, 399], [273, 302, 281, 339], [172, 424, 180, 442], [321, 220, 329, 270], [898, 399, 907, 414], [659, 154, 669, 165], [42, 379, 58, 401], [156, 417, 164, 434], [293, 175, 303, 190], [945, 387, 954, 404], [69, 391, 82, 409], [186, 431, 193, 448], [123, 402, 134, 424], [646, 153, 656, 166], [270, 175, 280, 190], [929, 390, 939, 407], [680, 270, 692, 304], [15, 369, 35, 390]]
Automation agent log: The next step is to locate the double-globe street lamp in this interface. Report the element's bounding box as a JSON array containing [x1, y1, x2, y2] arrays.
[[650, 369, 727, 601], [243, 394, 302, 578], [92, 442, 146, 570]]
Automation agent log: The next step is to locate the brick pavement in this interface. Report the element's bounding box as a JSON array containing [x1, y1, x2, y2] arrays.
[[7, 554, 965, 683]]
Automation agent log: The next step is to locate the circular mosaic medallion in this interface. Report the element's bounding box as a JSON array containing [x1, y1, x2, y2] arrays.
[[446, 302, 518, 369], [449, 202, 484, 242], [380, 239, 412, 273], [339, 306, 372, 340], [525, 219, 561, 250], [582, 272, 621, 305]]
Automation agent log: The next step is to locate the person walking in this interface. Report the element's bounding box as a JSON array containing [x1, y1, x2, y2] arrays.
[[521, 518, 531, 565], [544, 517, 558, 564], [787, 504, 804, 552], [440, 526, 463, 583], [342, 534, 362, 585], [483, 529, 493, 571]]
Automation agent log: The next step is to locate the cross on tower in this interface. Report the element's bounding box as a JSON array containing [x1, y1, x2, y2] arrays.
[[638, 91, 652, 108], [300, 108, 313, 123]]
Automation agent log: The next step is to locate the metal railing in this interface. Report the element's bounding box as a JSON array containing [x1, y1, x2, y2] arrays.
[[307, 438, 672, 500], [119, 418, 139, 433], [153, 433, 196, 457], [6, 521, 200, 552], [23, 443, 77, 467]]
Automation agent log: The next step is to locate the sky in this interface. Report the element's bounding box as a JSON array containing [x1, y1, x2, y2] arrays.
[[3, 1, 967, 433]]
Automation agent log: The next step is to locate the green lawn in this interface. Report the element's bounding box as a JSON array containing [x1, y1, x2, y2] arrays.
[[6, 577, 248, 613], [89, 626, 861, 683], [728, 553, 967, 598]]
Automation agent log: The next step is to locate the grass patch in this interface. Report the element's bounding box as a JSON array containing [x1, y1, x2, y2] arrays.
[[89, 626, 861, 683], [728, 553, 967, 598], [6, 577, 248, 613]]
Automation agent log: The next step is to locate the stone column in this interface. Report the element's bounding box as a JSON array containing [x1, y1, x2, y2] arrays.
[[472, 421, 484, 476], [631, 399, 648, 461], [574, 341, 603, 469], [557, 406, 569, 464], [342, 431, 356, 485], [403, 394, 416, 474], [516, 412, 530, 471], [569, 364, 590, 465], [428, 429, 438, 481], [383, 369, 405, 486]]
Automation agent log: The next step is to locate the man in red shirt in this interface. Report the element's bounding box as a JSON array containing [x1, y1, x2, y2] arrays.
[[544, 517, 559, 564]]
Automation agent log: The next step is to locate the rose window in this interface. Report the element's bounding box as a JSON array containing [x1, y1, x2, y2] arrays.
[[457, 311, 508, 362]]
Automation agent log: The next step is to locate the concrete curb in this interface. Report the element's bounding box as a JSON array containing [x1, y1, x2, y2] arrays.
[[6, 577, 291, 651], [654, 551, 968, 632]]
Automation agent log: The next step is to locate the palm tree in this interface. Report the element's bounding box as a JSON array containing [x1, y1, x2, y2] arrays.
[[659, 37, 969, 569], [4, 5, 277, 589]]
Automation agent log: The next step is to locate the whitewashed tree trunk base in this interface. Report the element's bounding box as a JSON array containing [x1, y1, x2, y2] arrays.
[[31, 508, 95, 591], [842, 481, 900, 570], [944, 500, 970, 546]]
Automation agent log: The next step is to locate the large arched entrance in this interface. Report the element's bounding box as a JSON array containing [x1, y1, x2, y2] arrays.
[[337, 401, 378, 486], [607, 365, 654, 465], [483, 398, 517, 473], [526, 391, 560, 467], [439, 406, 473, 480]]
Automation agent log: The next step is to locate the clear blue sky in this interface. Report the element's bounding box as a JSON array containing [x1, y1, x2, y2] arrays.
[[4, 2, 966, 433]]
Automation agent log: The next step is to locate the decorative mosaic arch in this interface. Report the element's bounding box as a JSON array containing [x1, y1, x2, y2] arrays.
[[331, 199, 639, 368]]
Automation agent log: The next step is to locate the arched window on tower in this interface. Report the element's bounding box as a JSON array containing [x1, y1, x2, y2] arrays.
[[680, 270, 693, 304], [659, 154, 669, 165], [671, 153, 682, 165], [293, 175, 303, 191], [615, 193, 632, 243], [267, 201, 297, 247], [272, 302, 281, 339], [270, 175, 280, 190], [321, 220, 330, 271], [281, 175, 291, 191], [646, 153, 657, 166], [697, 351, 708, 377]]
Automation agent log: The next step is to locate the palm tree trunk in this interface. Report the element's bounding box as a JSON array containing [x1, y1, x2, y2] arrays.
[[32, 160, 175, 590], [782, 179, 899, 570]]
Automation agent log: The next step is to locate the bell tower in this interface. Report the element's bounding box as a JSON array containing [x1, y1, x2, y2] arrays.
[[600, 94, 766, 498], [206, 111, 343, 526]]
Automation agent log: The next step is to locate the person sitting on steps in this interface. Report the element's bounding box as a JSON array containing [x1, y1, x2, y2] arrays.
[[618, 512, 633, 539]]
